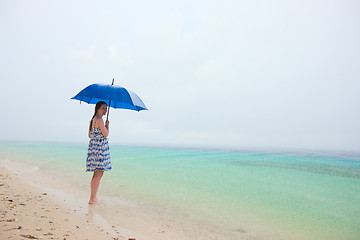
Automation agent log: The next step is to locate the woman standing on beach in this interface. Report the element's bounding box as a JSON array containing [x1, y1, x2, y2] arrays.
[[86, 101, 112, 204]]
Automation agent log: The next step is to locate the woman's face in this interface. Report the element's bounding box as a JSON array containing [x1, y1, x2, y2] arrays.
[[98, 104, 107, 116]]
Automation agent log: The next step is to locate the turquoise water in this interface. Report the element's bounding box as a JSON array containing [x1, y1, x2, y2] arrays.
[[1, 141, 359, 239]]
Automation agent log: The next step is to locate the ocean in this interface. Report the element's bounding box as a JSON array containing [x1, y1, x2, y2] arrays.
[[0, 141, 359, 240]]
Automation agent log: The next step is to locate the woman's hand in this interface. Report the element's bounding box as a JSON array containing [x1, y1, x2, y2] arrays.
[[105, 120, 110, 129]]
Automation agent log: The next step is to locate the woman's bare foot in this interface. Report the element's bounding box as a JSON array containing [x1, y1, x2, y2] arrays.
[[89, 198, 101, 204]]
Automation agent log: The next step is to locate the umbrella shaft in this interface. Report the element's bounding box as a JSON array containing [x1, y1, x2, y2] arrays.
[[106, 79, 114, 121], [106, 104, 110, 121]]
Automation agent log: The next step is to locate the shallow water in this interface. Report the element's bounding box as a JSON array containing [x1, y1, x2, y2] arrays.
[[1, 141, 359, 240]]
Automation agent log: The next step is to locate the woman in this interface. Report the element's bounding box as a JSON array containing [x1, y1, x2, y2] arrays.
[[86, 101, 112, 204]]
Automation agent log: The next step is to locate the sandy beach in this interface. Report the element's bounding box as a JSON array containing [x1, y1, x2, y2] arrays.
[[0, 160, 194, 240], [0, 166, 127, 240]]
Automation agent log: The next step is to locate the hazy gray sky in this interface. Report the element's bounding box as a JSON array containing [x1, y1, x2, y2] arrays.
[[1, 0, 359, 151]]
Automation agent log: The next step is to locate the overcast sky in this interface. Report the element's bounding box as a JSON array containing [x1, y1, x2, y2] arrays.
[[1, 0, 359, 152]]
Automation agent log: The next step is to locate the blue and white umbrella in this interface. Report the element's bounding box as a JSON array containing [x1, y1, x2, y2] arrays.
[[71, 79, 148, 120]]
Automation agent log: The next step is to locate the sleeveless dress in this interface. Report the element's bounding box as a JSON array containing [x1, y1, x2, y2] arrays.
[[86, 118, 112, 172]]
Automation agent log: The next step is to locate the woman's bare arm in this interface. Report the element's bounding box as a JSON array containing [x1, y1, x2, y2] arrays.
[[97, 118, 109, 137], [88, 121, 91, 138]]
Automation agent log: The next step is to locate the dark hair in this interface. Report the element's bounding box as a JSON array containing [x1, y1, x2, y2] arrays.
[[89, 101, 107, 132]]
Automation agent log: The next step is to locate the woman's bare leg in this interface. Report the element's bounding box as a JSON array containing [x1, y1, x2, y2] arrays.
[[89, 171, 104, 204]]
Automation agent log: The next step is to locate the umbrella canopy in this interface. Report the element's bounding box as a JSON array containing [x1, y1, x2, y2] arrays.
[[71, 81, 148, 120], [71, 83, 148, 112]]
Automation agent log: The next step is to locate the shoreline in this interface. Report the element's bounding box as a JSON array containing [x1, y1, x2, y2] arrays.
[[0, 160, 222, 240], [0, 164, 123, 240], [0, 160, 183, 240]]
